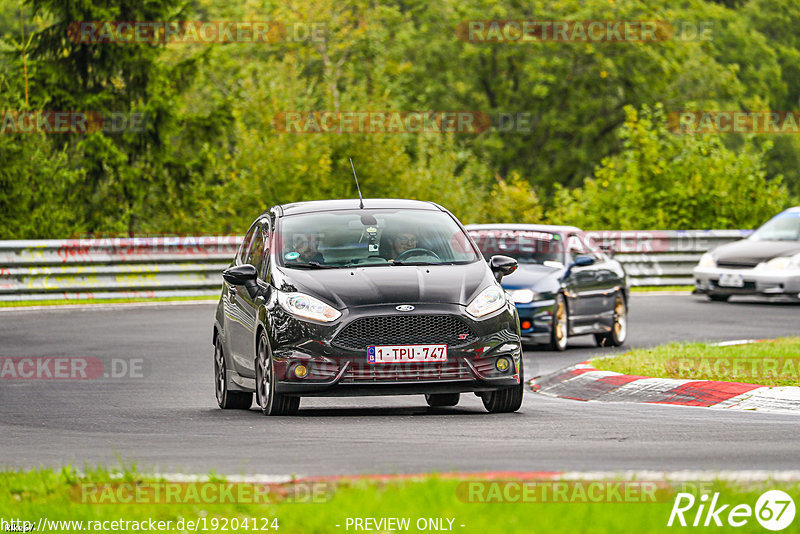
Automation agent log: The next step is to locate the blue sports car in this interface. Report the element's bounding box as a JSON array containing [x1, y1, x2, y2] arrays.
[[467, 224, 629, 350]]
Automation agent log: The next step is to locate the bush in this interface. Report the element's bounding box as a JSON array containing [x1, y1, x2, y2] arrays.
[[551, 105, 788, 230]]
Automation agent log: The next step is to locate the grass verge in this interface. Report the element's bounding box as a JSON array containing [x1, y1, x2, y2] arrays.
[[0, 295, 217, 308], [630, 285, 693, 292], [592, 337, 800, 387], [1, 467, 797, 533]]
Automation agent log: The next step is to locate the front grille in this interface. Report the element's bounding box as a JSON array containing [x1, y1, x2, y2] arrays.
[[340, 359, 470, 382], [717, 261, 758, 269], [332, 314, 477, 351], [711, 280, 756, 290]]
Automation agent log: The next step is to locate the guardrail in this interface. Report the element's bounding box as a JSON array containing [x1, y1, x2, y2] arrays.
[[0, 237, 241, 302], [0, 230, 752, 301], [581, 229, 753, 287]]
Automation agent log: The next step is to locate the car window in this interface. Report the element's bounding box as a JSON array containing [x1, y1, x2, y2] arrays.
[[566, 233, 597, 262], [468, 229, 565, 264], [237, 224, 258, 265], [750, 211, 800, 241], [276, 209, 481, 268], [246, 223, 270, 276]]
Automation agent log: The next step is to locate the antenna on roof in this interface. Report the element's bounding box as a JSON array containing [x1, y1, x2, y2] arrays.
[[349, 157, 364, 209]]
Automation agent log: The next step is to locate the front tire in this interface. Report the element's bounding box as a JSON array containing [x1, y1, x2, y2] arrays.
[[547, 294, 568, 351], [482, 360, 524, 413], [255, 331, 300, 416], [594, 295, 628, 347], [214, 337, 252, 409], [425, 393, 460, 407], [709, 294, 730, 302]]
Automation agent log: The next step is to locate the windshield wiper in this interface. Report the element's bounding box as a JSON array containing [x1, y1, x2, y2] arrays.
[[391, 260, 452, 266], [285, 262, 337, 269]]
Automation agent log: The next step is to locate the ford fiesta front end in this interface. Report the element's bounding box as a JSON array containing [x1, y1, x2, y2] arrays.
[[212, 199, 524, 415]]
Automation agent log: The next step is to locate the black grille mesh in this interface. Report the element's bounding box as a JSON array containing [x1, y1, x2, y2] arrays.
[[717, 260, 759, 269], [333, 315, 476, 351], [341, 360, 469, 382]]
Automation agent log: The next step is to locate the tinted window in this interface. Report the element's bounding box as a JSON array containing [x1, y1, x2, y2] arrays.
[[237, 224, 258, 265], [469, 229, 565, 264], [277, 209, 480, 267], [247, 223, 270, 275]]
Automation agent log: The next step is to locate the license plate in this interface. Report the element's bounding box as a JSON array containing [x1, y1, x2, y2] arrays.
[[367, 344, 447, 364], [718, 272, 744, 288]]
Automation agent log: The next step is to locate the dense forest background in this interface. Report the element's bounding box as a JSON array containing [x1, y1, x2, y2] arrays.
[[0, 0, 796, 238]]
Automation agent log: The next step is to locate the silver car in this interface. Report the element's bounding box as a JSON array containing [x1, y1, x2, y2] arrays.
[[694, 207, 800, 301]]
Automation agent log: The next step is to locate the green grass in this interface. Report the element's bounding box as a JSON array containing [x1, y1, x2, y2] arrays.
[[630, 285, 693, 292], [1, 467, 797, 533], [592, 337, 800, 387], [0, 295, 217, 308]]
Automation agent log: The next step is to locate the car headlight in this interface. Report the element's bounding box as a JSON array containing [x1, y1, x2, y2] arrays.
[[278, 292, 341, 322], [698, 252, 716, 268], [467, 286, 506, 318], [509, 289, 536, 304], [760, 256, 798, 271]]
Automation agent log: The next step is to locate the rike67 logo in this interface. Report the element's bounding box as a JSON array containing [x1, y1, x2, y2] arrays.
[[668, 490, 796, 531]]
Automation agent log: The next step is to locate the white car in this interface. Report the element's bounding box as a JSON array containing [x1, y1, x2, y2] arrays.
[[694, 207, 800, 301]]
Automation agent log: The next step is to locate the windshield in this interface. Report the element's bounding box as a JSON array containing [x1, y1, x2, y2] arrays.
[[276, 209, 480, 268], [750, 211, 800, 242], [468, 229, 565, 264]]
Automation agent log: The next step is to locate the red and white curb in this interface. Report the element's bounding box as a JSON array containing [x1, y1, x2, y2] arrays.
[[530, 362, 800, 414]]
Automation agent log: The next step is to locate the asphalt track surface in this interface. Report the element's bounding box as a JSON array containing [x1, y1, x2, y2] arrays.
[[1, 294, 800, 475]]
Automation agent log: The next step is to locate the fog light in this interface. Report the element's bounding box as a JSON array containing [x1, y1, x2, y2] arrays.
[[496, 357, 511, 372], [521, 320, 532, 330], [293, 364, 308, 379]]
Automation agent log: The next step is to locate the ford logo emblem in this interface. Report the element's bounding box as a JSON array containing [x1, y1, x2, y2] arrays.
[[395, 305, 415, 312]]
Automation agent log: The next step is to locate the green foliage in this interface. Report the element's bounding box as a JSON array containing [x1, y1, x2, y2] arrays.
[[0, 134, 87, 238], [1, 0, 799, 237], [551, 105, 788, 229], [483, 172, 543, 225]]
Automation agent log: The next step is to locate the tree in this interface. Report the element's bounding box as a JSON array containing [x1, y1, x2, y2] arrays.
[[551, 105, 787, 229]]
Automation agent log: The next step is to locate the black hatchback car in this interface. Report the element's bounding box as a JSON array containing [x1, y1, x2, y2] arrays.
[[213, 199, 524, 415]]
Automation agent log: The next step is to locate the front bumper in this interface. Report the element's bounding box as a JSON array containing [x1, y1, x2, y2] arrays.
[[269, 303, 523, 396], [693, 266, 800, 297], [513, 298, 556, 345]]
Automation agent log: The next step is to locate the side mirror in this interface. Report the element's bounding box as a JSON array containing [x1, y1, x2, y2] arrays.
[[223, 264, 258, 286], [563, 255, 595, 279], [489, 255, 518, 282]]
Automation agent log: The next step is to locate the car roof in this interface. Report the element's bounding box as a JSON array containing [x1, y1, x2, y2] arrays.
[[273, 198, 444, 216], [465, 223, 582, 233], [781, 206, 800, 214]]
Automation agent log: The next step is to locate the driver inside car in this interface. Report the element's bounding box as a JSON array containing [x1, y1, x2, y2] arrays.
[[287, 232, 324, 263], [385, 231, 418, 260]]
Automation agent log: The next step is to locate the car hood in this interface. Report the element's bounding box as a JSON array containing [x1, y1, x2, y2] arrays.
[[273, 261, 493, 309], [500, 264, 562, 289], [714, 239, 800, 265]]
